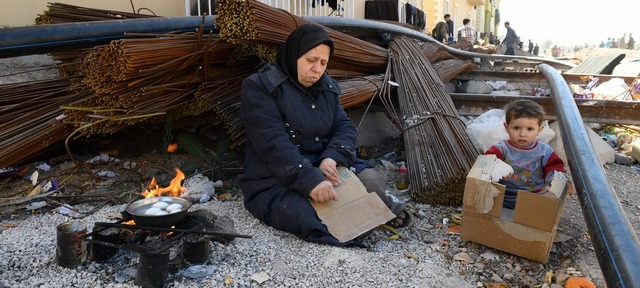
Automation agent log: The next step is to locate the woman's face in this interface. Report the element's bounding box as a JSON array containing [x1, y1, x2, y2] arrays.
[[297, 44, 330, 87]]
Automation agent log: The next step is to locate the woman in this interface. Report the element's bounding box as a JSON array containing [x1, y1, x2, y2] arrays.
[[239, 24, 409, 247]]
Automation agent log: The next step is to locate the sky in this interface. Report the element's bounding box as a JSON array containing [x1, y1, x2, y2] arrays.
[[498, 0, 640, 48]]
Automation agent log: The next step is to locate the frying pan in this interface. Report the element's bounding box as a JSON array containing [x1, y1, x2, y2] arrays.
[[125, 196, 192, 227]]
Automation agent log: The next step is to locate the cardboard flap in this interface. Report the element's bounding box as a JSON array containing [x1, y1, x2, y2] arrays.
[[315, 193, 396, 242], [311, 167, 395, 243], [513, 191, 561, 231]]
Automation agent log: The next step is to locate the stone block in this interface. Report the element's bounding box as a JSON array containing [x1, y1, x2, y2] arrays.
[[547, 121, 615, 165]]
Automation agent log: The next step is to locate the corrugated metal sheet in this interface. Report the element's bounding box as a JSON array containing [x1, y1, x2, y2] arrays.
[[566, 53, 626, 74]]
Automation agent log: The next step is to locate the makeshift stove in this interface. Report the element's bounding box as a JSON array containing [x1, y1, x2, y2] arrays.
[[58, 168, 251, 288], [83, 208, 251, 288]]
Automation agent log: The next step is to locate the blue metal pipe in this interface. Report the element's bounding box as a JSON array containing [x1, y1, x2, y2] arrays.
[[0, 16, 216, 58], [539, 63, 640, 287]]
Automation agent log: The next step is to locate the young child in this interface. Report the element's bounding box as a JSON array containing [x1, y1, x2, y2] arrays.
[[485, 100, 565, 209]]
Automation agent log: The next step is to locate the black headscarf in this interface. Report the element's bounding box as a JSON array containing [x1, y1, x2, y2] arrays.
[[275, 24, 334, 86]]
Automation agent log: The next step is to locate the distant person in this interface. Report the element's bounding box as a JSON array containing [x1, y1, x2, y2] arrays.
[[611, 39, 618, 48], [432, 14, 451, 43], [628, 33, 635, 50], [484, 100, 566, 209], [456, 18, 477, 44], [502, 21, 519, 55], [518, 38, 524, 50], [619, 33, 627, 49], [447, 17, 454, 39], [599, 41, 604, 48], [604, 38, 611, 48], [489, 32, 496, 44], [481, 32, 490, 46], [533, 43, 539, 56], [528, 39, 534, 53]]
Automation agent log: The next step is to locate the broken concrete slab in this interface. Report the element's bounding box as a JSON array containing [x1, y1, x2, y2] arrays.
[[547, 121, 615, 165], [349, 111, 400, 146]]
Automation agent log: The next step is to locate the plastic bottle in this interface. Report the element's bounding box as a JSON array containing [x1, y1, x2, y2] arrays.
[[395, 164, 409, 190]]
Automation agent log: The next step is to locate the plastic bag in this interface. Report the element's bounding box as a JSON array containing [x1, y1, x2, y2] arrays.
[[591, 78, 628, 100], [466, 109, 556, 152]]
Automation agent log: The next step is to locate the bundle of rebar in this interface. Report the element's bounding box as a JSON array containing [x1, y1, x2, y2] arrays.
[[419, 41, 456, 64], [61, 32, 238, 136], [35, 2, 157, 24], [0, 77, 90, 168], [215, 0, 388, 73], [386, 36, 480, 206], [337, 74, 386, 108], [1, 3, 409, 168], [432, 58, 479, 83]]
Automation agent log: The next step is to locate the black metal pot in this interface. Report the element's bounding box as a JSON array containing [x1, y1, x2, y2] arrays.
[[125, 196, 191, 227]]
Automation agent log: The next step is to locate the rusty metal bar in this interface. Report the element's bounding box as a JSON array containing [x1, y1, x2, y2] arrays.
[[454, 70, 636, 86], [450, 93, 640, 126], [539, 63, 640, 287]]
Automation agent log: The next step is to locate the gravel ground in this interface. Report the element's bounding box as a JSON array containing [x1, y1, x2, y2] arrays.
[[1, 161, 639, 288]]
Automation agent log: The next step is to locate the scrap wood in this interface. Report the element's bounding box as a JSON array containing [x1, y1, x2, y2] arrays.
[[0, 189, 59, 207]]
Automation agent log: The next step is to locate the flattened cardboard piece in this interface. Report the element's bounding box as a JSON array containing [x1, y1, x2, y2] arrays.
[[311, 167, 396, 243], [461, 156, 570, 263]]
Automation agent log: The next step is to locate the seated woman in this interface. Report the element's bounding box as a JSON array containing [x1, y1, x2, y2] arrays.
[[239, 24, 410, 247]]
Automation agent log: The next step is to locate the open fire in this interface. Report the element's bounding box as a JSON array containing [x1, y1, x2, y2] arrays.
[[142, 168, 188, 198]]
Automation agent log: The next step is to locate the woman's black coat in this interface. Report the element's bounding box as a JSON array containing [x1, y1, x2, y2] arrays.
[[239, 63, 360, 246]]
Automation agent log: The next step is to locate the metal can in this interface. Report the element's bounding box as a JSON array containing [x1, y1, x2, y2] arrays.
[[55, 221, 88, 267]]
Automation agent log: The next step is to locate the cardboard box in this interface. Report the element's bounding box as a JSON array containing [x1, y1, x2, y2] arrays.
[[460, 155, 570, 263], [311, 167, 396, 243]]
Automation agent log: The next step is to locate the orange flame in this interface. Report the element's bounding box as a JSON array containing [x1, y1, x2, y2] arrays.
[[167, 143, 178, 153], [142, 168, 187, 198]]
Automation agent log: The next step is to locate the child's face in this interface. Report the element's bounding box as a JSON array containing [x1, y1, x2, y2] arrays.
[[504, 117, 543, 148]]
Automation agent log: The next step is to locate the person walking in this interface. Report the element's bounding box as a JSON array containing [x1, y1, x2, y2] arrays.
[[432, 14, 451, 43], [533, 43, 539, 56], [619, 33, 627, 49], [628, 33, 635, 50], [502, 21, 518, 55], [528, 39, 534, 54], [456, 18, 477, 44], [447, 17, 454, 40]]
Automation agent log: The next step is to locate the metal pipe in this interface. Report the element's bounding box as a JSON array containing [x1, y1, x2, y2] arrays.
[[302, 16, 576, 69], [539, 63, 640, 287], [0, 16, 217, 58]]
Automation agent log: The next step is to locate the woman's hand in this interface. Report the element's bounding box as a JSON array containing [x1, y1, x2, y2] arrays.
[[319, 158, 341, 186], [309, 181, 338, 203]]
